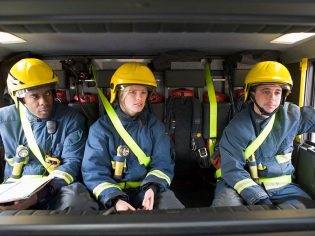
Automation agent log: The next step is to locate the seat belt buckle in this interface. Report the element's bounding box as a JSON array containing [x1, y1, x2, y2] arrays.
[[191, 137, 197, 151], [197, 147, 210, 168], [198, 147, 208, 159]]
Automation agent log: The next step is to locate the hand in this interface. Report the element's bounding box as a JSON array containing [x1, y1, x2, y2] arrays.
[[0, 193, 38, 210], [115, 199, 135, 212], [142, 188, 154, 210]]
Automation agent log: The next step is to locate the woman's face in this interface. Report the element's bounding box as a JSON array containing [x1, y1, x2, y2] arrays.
[[118, 85, 148, 117]]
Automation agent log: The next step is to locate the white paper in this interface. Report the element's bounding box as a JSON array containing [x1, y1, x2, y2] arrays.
[[0, 176, 53, 203]]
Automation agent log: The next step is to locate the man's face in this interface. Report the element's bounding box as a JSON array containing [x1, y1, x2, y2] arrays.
[[23, 88, 54, 119], [252, 84, 282, 115]]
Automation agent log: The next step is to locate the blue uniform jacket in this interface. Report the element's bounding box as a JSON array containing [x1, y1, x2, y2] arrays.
[[82, 107, 174, 207], [0, 102, 87, 189], [220, 102, 315, 204]]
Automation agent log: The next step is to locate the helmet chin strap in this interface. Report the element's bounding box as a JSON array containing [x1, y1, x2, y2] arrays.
[[250, 95, 279, 117]]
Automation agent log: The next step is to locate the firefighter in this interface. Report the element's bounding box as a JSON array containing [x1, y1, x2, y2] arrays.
[[82, 62, 184, 211], [0, 58, 98, 211], [211, 61, 315, 208]]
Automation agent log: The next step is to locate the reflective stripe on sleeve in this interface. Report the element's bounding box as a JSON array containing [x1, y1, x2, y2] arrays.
[[146, 169, 171, 185], [50, 170, 74, 184], [93, 182, 121, 200], [234, 178, 257, 194]]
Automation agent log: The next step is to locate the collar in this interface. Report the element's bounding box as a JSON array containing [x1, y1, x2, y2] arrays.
[[249, 103, 275, 135], [250, 103, 267, 124], [115, 106, 147, 126]]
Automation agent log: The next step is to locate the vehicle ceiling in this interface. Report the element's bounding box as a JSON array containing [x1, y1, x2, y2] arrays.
[[1, 0, 315, 62]]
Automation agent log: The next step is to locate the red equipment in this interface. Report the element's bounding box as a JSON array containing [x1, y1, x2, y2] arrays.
[[203, 91, 227, 103], [73, 93, 98, 103], [171, 89, 194, 97], [150, 93, 163, 103], [55, 90, 67, 103]]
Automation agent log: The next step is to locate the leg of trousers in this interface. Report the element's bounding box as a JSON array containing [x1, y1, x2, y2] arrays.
[[52, 182, 99, 211], [211, 180, 244, 207], [155, 190, 185, 209], [269, 183, 313, 209]]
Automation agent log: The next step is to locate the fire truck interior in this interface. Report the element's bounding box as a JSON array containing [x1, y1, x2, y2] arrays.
[[1, 0, 315, 235]]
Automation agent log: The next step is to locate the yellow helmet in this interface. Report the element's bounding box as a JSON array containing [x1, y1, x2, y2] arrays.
[[7, 58, 59, 102], [244, 61, 293, 101], [110, 62, 157, 103]]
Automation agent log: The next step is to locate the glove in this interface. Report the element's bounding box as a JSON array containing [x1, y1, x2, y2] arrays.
[[255, 198, 273, 205]]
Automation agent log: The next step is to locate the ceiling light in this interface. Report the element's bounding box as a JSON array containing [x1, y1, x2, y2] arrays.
[[0, 32, 25, 44], [271, 33, 315, 44]]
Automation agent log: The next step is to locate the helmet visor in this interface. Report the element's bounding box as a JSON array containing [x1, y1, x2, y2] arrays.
[[15, 83, 56, 98], [250, 82, 291, 92]]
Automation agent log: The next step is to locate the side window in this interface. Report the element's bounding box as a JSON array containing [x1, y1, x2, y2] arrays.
[[286, 60, 315, 143], [305, 61, 315, 142]]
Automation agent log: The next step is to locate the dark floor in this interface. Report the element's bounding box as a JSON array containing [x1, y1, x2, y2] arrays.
[[171, 167, 216, 208]]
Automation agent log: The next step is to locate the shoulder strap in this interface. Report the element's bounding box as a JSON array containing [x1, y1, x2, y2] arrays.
[[96, 88, 151, 166], [244, 114, 276, 160], [164, 96, 176, 136], [18, 101, 52, 173], [191, 97, 210, 167], [204, 62, 217, 156]]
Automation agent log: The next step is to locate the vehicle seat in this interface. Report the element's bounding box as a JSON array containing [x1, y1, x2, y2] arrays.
[[164, 69, 230, 207], [68, 101, 100, 127]]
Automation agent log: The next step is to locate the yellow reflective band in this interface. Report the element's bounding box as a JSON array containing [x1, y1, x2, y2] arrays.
[[259, 175, 292, 190], [5, 175, 44, 183], [117, 181, 142, 189], [275, 153, 292, 164], [215, 168, 222, 179], [5, 178, 19, 183], [20, 175, 44, 179], [234, 178, 257, 194], [4, 156, 14, 166], [93, 182, 121, 200], [50, 170, 74, 185], [146, 169, 171, 185], [244, 114, 275, 160], [204, 62, 217, 156]]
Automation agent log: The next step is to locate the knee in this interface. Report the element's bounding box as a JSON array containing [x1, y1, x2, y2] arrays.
[[156, 190, 185, 210], [57, 182, 99, 211], [211, 181, 244, 207]]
